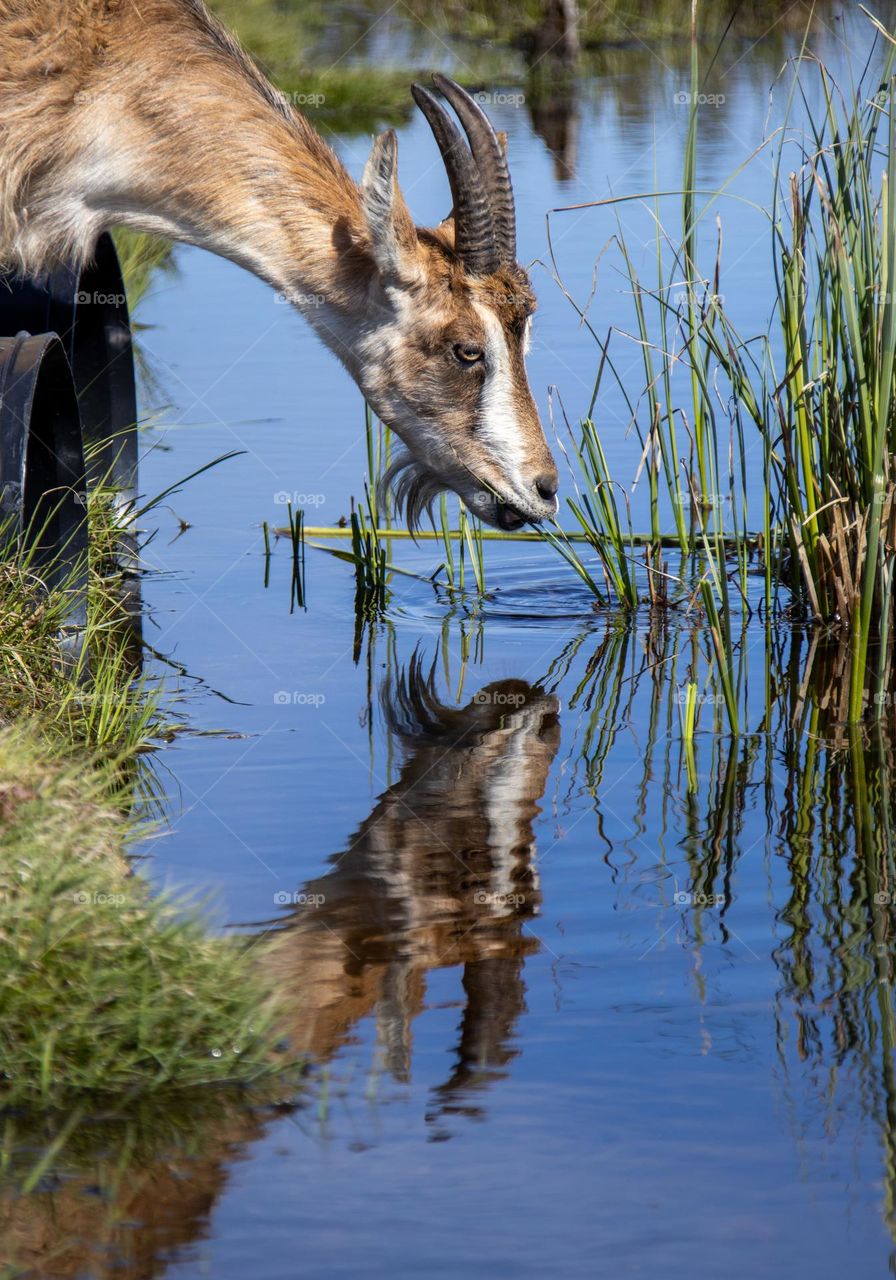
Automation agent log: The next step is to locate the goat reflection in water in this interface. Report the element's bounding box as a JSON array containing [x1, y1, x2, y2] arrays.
[[266, 657, 560, 1123]]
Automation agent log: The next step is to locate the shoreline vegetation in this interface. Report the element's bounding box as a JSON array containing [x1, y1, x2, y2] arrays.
[[207, 0, 856, 127], [0, 485, 299, 1117]]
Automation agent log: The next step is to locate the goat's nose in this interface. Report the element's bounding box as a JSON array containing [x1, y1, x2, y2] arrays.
[[534, 470, 559, 502]]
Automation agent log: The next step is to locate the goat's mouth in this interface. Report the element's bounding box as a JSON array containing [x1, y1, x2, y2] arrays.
[[381, 450, 557, 534], [496, 501, 526, 532]]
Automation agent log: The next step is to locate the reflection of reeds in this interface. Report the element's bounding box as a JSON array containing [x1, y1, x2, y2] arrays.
[[772, 720, 896, 1255], [401, 0, 847, 48], [284, 500, 306, 611], [541, 604, 896, 1256], [350, 610, 896, 1251], [111, 228, 178, 403]]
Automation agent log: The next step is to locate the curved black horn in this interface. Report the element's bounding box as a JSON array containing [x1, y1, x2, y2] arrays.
[[431, 73, 516, 264], [411, 82, 500, 276]]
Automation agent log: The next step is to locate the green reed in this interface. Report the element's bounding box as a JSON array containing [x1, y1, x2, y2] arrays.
[[350, 407, 391, 612], [545, 6, 896, 726], [350, 490, 388, 614], [437, 493, 486, 596], [276, 5, 896, 731], [309, 403, 487, 607], [284, 501, 306, 611]]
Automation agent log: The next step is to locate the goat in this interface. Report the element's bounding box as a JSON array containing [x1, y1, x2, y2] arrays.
[[0, 0, 560, 529]]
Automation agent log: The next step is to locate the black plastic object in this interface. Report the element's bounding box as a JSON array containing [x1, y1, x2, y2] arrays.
[[0, 333, 88, 634], [0, 232, 138, 501]]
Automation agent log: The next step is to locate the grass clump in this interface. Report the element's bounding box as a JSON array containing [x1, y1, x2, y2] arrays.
[[0, 728, 285, 1109], [0, 553, 152, 755], [0, 485, 294, 1112], [0, 483, 159, 757]]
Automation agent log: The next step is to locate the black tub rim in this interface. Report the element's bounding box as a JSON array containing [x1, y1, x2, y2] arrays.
[[0, 331, 89, 637]]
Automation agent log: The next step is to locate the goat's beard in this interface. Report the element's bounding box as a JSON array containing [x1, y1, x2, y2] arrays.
[[379, 451, 451, 534]]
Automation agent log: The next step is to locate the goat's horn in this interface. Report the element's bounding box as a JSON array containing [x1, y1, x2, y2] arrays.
[[431, 73, 516, 264], [411, 82, 500, 276]]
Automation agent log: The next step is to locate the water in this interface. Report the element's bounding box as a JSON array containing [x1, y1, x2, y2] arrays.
[[8, 6, 896, 1277]]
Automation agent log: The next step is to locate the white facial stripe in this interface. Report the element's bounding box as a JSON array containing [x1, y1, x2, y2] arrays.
[[523, 315, 532, 356], [471, 300, 529, 497], [482, 703, 546, 911]]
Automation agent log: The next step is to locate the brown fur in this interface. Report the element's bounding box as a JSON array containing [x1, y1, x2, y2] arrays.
[[0, 0, 361, 280]]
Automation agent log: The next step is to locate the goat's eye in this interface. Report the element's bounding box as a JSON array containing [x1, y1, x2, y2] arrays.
[[453, 342, 485, 365]]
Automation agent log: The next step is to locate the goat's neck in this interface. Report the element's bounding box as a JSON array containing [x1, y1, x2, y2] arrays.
[[59, 71, 379, 366]]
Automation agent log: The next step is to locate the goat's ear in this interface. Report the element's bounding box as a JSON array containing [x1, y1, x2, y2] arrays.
[[360, 130, 419, 282]]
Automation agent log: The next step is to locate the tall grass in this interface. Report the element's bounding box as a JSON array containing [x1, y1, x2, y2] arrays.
[[546, 6, 896, 725], [766, 36, 896, 720], [0, 524, 153, 757]]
